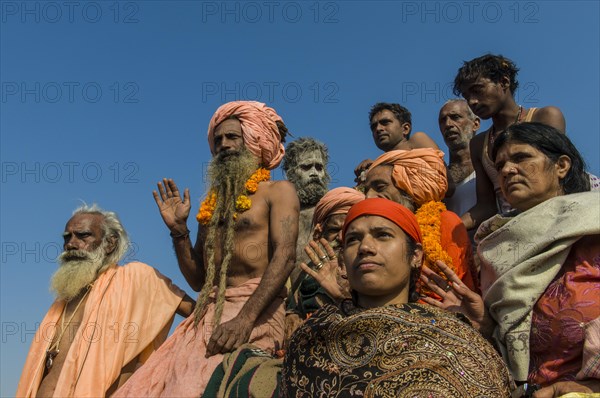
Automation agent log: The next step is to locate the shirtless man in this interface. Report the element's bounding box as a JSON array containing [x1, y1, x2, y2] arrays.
[[114, 101, 299, 397], [355, 102, 439, 185], [282, 137, 330, 286], [453, 54, 566, 230]]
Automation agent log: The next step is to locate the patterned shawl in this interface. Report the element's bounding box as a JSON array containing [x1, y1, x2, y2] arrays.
[[476, 191, 600, 382], [282, 302, 512, 397]]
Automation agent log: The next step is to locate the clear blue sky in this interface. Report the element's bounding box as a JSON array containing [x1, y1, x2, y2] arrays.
[[1, 1, 598, 394]]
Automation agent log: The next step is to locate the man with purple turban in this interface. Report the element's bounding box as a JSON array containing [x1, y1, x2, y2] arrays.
[[115, 101, 300, 397]]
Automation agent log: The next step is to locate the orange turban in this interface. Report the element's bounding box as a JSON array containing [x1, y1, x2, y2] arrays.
[[207, 101, 286, 169], [312, 187, 366, 227], [342, 198, 422, 244], [368, 148, 447, 206]]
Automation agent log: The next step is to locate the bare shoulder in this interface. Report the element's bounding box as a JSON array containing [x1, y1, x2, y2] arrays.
[[410, 131, 440, 150], [261, 180, 297, 196], [259, 180, 300, 207], [532, 106, 566, 133]]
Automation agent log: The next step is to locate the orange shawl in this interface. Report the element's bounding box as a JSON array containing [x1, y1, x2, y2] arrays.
[[16, 262, 184, 397]]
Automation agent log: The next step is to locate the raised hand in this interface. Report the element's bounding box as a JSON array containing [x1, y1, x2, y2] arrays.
[[152, 178, 191, 233], [299, 238, 349, 302], [420, 260, 491, 334]]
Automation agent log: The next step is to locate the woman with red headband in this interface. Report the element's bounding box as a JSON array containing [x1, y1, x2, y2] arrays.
[[282, 198, 511, 397]]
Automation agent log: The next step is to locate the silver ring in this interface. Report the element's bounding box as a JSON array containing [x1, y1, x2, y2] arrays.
[[314, 261, 324, 270], [319, 255, 328, 261], [444, 283, 452, 292]]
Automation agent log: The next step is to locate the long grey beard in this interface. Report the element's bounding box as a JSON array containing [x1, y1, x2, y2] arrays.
[[296, 180, 328, 207], [51, 243, 108, 301]]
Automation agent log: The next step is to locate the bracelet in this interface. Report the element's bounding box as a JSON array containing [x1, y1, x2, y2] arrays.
[[170, 229, 190, 239]]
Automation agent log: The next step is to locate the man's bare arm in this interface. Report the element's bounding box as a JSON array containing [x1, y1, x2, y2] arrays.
[[205, 181, 300, 356], [461, 134, 497, 230], [409, 131, 440, 150], [176, 294, 196, 318], [153, 178, 206, 291]]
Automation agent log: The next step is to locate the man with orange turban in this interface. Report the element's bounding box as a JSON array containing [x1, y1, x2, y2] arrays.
[[365, 148, 478, 296], [115, 101, 300, 398]]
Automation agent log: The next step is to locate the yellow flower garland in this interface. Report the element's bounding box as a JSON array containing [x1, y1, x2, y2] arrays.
[[196, 168, 270, 225], [415, 201, 453, 289]]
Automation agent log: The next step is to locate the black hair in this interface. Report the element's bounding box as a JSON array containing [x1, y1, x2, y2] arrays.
[[492, 122, 590, 194], [453, 54, 519, 96], [369, 103, 412, 127]]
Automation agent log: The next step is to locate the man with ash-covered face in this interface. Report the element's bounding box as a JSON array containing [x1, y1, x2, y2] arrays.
[[16, 205, 193, 398], [282, 137, 330, 278], [115, 101, 299, 398]]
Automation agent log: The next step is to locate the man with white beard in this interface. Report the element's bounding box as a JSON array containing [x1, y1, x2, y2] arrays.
[[16, 205, 194, 398]]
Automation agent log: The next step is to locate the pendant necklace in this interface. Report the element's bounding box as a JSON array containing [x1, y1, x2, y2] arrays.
[[45, 286, 92, 370]]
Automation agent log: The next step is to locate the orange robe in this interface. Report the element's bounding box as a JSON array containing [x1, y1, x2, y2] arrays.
[[16, 262, 185, 398], [440, 210, 478, 292], [113, 278, 286, 398]]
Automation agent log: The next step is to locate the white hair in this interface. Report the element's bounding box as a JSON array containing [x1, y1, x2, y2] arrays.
[[443, 98, 478, 121], [72, 204, 130, 265]]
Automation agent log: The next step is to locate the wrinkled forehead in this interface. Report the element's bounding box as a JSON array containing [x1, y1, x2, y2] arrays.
[[214, 117, 243, 134], [65, 213, 104, 232], [299, 150, 324, 164], [366, 164, 393, 182], [440, 101, 468, 116]]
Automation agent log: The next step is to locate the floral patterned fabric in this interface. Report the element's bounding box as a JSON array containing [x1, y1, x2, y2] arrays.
[[282, 302, 512, 398], [476, 192, 600, 382], [529, 235, 600, 386]]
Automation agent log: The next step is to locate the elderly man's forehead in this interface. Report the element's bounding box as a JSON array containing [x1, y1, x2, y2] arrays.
[[65, 213, 104, 230], [441, 101, 468, 115], [298, 150, 324, 163], [366, 164, 393, 180], [215, 117, 243, 132]]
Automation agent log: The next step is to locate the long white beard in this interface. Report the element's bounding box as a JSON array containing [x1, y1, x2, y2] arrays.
[[51, 243, 109, 301]]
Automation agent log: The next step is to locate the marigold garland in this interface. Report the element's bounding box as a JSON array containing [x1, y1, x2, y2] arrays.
[[196, 168, 270, 225], [415, 201, 453, 293]]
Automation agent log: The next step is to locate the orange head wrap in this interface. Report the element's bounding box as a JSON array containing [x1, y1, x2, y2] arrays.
[[368, 148, 448, 206], [207, 101, 286, 169], [312, 187, 366, 227], [342, 198, 422, 244]]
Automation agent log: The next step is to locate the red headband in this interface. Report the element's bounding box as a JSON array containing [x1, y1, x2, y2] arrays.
[[342, 198, 422, 244]]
